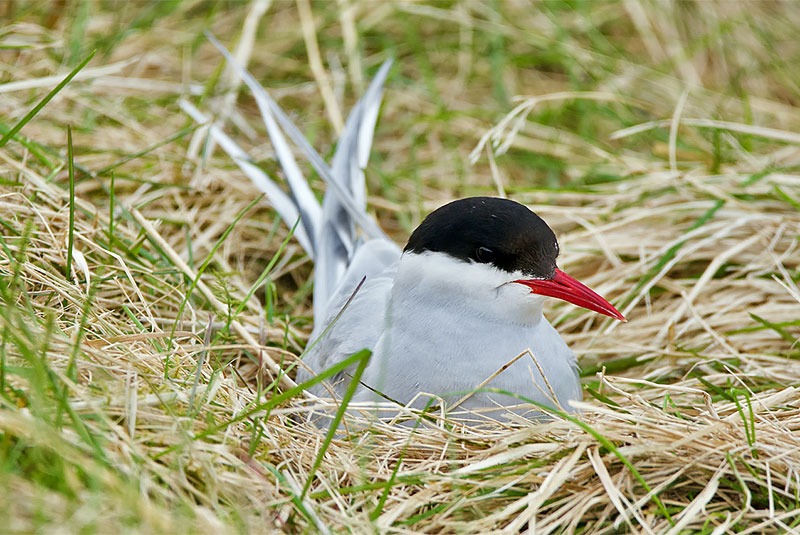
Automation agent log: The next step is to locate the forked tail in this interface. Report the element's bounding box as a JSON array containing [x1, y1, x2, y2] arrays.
[[180, 35, 392, 326]]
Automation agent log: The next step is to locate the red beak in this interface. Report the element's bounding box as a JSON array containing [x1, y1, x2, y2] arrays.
[[515, 268, 626, 321]]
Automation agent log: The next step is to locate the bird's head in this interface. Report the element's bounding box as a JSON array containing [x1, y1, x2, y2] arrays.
[[403, 197, 626, 321]]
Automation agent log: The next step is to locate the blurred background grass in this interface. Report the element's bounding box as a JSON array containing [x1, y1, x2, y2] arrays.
[[7, 1, 800, 191]]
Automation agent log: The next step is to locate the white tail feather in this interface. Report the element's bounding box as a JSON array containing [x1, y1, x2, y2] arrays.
[[185, 34, 393, 325], [178, 99, 315, 255]]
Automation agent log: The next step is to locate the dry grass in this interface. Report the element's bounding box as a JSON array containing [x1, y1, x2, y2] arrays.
[[1, 1, 799, 533]]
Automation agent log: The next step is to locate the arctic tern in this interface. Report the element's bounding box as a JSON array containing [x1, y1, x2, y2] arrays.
[[182, 48, 625, 423]]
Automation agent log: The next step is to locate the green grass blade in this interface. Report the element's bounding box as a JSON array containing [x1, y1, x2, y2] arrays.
[[301, 348, 371, 499], [94, 124, 197, 177], [166, 194, 263, 363], [482, 387, 674, 526], [620, 200, 724, 310], [65, 126, 76, 281], [0, 49, 97, 149], [160, 349, 372, 457]]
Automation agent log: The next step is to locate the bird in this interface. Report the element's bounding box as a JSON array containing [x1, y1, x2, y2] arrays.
[[182, 43, 625, 424]]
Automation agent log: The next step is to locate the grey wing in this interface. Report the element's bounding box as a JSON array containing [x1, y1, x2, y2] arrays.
[[297, 239, 400, 398]]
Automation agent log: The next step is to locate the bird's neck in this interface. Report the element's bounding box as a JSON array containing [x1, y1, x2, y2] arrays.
[[390, 252, 545, 327]]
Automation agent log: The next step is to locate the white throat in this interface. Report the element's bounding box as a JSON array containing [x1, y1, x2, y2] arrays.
[[392, 251, 546, 326]]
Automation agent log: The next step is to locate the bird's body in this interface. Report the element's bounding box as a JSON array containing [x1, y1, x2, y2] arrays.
[[299, 200, 584, 419], [361, 251, 583, 415], [187, 48, 624, 423]]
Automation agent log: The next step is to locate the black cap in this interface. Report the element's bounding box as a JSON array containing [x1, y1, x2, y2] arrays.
[[404, 197, 559, 279]]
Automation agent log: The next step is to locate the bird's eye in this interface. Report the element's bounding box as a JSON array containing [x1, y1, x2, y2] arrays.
[[475, 247, 495, 263]]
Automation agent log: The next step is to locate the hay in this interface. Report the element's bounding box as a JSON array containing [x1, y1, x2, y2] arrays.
[[1, 1, 799, 532]]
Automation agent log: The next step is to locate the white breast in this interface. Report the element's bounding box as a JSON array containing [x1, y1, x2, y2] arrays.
[[354, 251, 582, 420]]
